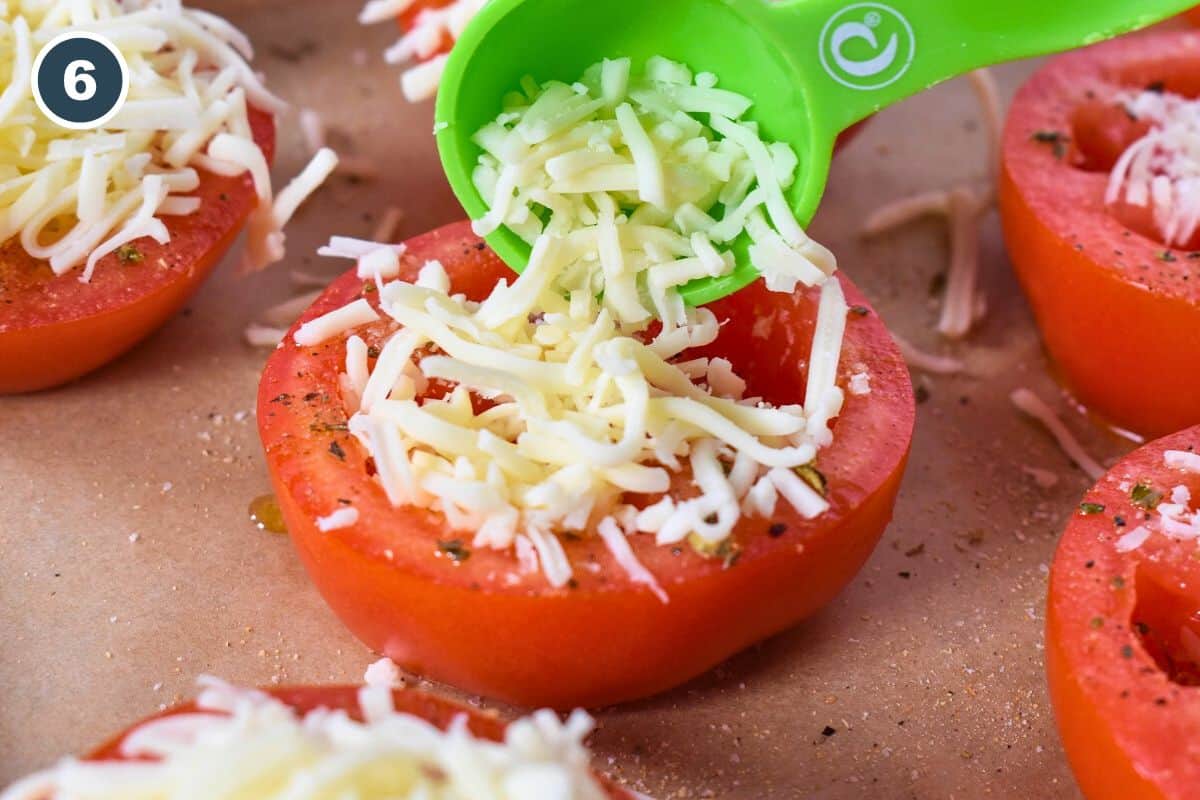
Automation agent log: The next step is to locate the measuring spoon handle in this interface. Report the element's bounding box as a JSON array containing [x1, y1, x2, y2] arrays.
[[766, 0, 1193, 140]]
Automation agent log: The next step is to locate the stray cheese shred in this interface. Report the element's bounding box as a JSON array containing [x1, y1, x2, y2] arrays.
[[310, 58, 851, 599], [1010, 388, 1106, 481], [862, 68, 1001, 340], [0, 677, 610, 800], [0, 0, 335, 282]]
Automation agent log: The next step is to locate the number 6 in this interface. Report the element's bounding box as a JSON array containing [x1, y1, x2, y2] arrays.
[[64, 59, 97, 102]]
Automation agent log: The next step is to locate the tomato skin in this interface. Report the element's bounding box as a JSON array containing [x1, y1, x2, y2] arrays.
[[999, 33, 1200, 439], [1187, 7, 1200, 26], [0, 109, 275, 394], [258, 221, 914, 709], [1046, 426, 1200, 800], [84, 686, 632, 798]]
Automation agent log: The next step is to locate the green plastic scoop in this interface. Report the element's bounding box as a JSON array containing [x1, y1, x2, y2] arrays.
[[435, 0, 1191, 305]]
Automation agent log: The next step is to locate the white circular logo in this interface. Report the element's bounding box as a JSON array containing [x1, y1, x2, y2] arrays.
[[818, 3, 915, 91]]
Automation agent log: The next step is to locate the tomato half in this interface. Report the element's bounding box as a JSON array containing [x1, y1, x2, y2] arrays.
[[83, 685, 631, 797], [0, 109, 276, 394], [1047, 427, 1200, 800], [999, 32, 1200, 439], [257, 221, 914, 709]]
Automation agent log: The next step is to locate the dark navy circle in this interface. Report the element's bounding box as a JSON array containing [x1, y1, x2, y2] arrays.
[[33, 33, 128, 128]]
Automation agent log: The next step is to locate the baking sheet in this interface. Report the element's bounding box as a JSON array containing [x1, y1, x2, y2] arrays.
[[0, 2, 1140, 796]]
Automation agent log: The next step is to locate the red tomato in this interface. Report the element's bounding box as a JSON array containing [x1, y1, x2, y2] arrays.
[[84, 685, 632, 797], [257, 221, 914, 709], [1187, 7, 1200, 26], [1047, 426, 1200, 799], [0, 109, 275, 394], [999, 32, 1200, 439]]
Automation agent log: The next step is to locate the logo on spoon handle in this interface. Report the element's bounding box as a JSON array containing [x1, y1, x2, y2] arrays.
[[819, 3, 915, 90]]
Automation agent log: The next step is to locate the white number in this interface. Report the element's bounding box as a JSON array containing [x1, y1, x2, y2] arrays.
[[64, 59, 97, 102]]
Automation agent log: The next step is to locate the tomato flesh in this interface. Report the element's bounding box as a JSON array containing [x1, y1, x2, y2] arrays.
[[999, 32, 1200, 438], [85, 685, 631, 797], [0, 109, 275, 394], [257, 221, 914, 709], [1047, 426, 1200, 800]]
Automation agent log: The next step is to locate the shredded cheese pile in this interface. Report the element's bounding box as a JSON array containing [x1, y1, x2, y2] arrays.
[[1114, 449, 1200, 553], [1108, 89, 1200, 248], [306, 255, 843, 593], [301, 58, 849, 597], [359, 0, 487, 102], [471, 56, 837, 326], [0, 0, 336, 280], [0, 678, 609, 800]]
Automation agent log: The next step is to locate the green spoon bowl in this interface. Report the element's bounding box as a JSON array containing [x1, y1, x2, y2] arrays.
[[436, 0, 1192, 305]]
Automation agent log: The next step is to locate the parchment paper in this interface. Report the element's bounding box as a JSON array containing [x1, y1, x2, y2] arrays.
[[1, 3, 1142, 796]]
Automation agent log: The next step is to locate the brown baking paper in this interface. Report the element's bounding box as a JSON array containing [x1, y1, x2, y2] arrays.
[[2, 2, 1142, 797]]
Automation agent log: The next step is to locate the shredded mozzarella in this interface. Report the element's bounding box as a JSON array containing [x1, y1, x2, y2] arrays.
[[294, 298, 380, 346], [360, 0, 487, 102], [364, 656, 404, 687], [1010, 388, 1105, 481], [243, 322, 287, 348], [1115, 525, 1152, 553], [0, 1, 333, 280], [892, 334, 966, 376], [1107, 89, 1200, 247], [1166, 449, 1200, 474], [299, 107, 326, 153], [310, 58, 849, 596], [862, 68, 1000, 340], [316, 506, 360, 532], [469, 58, 835, 328], [0, 677, 610, 800], [597, 517, 668, 603], [372, 205, 405, 242]]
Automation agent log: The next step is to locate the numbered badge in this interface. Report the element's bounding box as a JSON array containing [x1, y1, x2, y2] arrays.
[[32, 31, 129, 130]]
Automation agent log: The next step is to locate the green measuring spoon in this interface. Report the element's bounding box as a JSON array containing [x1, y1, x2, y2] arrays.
[[435, 0, 1192, 305]]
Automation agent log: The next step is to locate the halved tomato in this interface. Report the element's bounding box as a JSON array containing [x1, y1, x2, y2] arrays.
[[999, 32, 1200, 439], [1047, 426, 1200, 800], [0, 109, 276, 394], [82, 686, 631, 797], [257, 221, 915, 709]]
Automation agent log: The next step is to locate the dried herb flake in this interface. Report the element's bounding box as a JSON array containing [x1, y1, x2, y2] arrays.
[[1131, 482, 1163, 510], [437, 539, 471, 562], [794, 463, 828, 498], [116, 244, 143, 264], [1031, 130, 1069, 159]]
